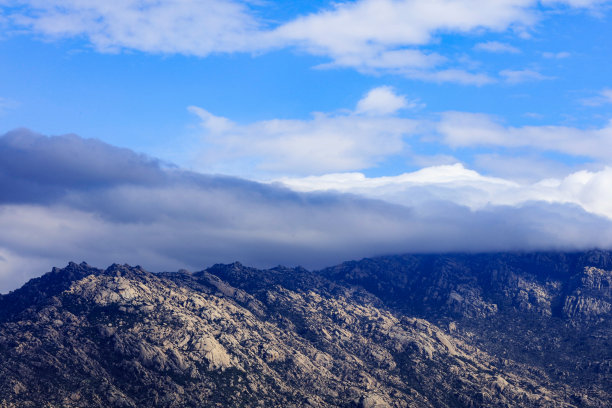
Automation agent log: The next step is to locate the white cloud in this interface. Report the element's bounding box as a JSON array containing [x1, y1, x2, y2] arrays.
[[275, 164, 612, 221], [474, 41, 521, 53], [3, 0, 609, 83], [0, 97, 17, 115], [523, 112, 545, 119], [437, 111, 612, 160], [275, 0, 538, 81], [542, 0, 610, 7], [601, 89, 612, 101], [187, 94, 612, 179], [3, 129, 612, 293], [277, 163, 514, 196], [581, 88, 612, 106], [313, 48, 495, 85], [542, 51, 571, 59], [409, 68, 496, 85], [355, 86, 413, 116], [276, 164, 519, 210], [277, 0, 535, 53], [315, 48, 446, 72], [5, 0, 269, 55], [499, 68, 553, 83], [187, 88, 420, 176]]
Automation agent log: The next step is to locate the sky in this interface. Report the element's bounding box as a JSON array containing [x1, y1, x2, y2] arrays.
[[1, 0, 612, 292]]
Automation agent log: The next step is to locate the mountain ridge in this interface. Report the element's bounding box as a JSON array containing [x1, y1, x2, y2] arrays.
[[0, 251, 610, 407]]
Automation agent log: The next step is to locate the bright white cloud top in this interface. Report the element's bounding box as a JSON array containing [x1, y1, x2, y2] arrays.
[[275, 165, 612, 221]]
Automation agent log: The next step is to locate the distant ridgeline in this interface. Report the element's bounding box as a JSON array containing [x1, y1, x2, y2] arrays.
[[0, 251, 610, 407]]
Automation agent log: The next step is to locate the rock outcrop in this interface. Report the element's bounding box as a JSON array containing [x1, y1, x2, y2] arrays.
[[0, 251, 610, 407]]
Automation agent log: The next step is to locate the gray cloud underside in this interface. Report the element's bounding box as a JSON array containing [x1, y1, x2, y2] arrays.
[[2, 128, 612, 292]]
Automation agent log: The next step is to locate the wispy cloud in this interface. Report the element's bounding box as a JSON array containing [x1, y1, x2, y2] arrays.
[[580, 88, 612, 106], [542, 0, 610, 7], [474, 41, 521, 54], [499, 69, 553, 83], [542, 51, 571, 59], [437, 111, 612, 161], [355, 86, 420, 115], [407, 68, 496, 86], [3, 0, 270, 55], [0, 97, 17, 115]]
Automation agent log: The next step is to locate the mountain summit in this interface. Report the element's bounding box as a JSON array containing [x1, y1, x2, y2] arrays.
[[0, 252, 610, 407]]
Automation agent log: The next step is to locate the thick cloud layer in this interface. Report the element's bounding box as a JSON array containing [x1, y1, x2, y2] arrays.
[[0, 128, 167, 203], [2, 129, 612, 293]]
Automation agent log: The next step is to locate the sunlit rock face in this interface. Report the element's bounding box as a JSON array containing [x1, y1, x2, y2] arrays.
[[0, 251, 610, 407]]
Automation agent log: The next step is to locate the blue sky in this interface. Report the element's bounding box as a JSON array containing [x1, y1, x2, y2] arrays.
[[1, 0, 612, 291]]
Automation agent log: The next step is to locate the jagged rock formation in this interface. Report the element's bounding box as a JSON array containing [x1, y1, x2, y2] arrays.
[[0, 251, 610, 407], [321, 251, 612, 405]]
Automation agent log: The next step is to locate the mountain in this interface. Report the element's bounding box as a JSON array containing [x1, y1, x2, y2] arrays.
[[0, 251, 610, 407]]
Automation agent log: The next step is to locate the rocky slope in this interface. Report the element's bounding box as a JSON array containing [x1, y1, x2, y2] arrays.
[[0, 251, 610, 407], [321, 252, 612, 396]]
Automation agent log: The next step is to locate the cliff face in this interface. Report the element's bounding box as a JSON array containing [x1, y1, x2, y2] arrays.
[[0, 252, 610, 407]]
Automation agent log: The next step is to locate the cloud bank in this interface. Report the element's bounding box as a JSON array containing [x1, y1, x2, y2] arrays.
[[2, 129, 612, 293]]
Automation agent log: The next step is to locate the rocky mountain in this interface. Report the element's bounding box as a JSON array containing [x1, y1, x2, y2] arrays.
[[0, 251, 610, 407]]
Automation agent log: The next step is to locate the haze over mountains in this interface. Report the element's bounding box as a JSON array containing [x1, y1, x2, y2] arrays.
[[0, 251, 610, 407], [2, 129, 612, 293]]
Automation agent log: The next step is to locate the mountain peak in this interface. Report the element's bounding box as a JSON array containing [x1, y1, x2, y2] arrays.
[[0, 252, 610, 406]]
